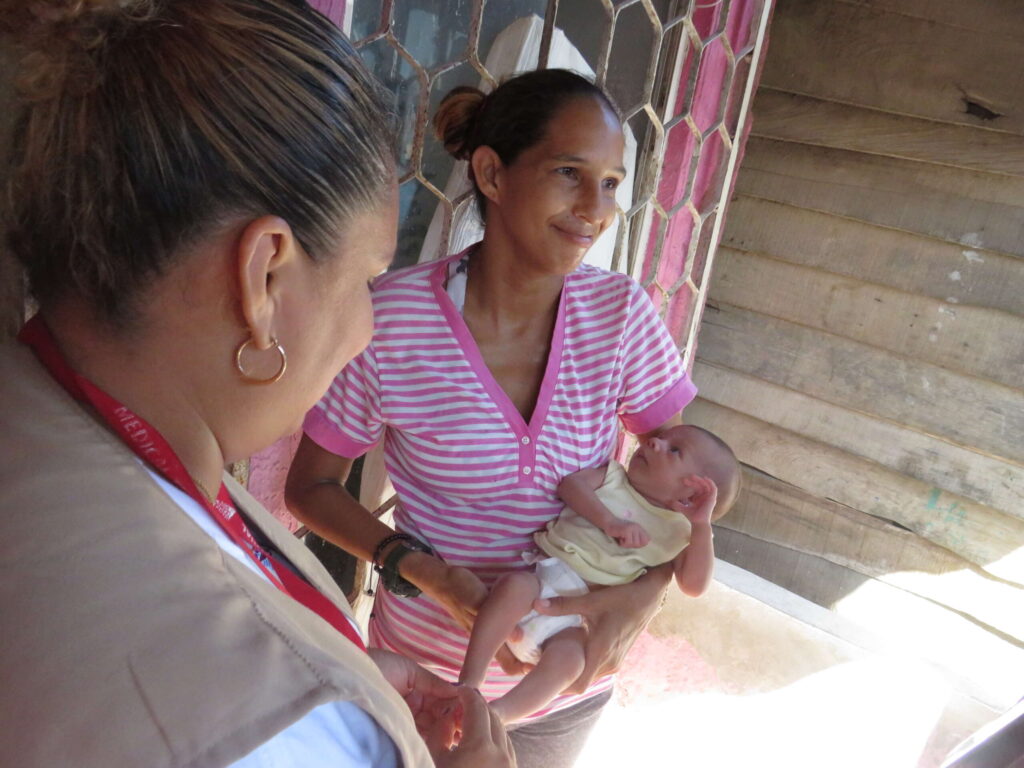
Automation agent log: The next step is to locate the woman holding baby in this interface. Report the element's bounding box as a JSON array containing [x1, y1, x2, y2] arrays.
[[287, 68, 736, 768]]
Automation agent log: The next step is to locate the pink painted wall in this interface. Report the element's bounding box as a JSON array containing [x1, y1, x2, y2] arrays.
[[249, 430, 304, 532], [307, 0, 346, 28], [641, 0, 765, 344]]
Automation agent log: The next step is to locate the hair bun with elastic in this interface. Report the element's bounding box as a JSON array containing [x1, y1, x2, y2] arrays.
[[432, 85, 487, 161]]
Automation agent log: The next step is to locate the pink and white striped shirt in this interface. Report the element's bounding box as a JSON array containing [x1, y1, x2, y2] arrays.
[[304, 247, 696, 717]]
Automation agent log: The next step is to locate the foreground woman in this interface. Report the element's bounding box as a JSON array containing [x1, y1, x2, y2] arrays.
[[288, 69, 698, 768], [0, 1, 513, 766]]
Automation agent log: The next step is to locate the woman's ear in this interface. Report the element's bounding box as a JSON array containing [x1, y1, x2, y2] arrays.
[[470, 145, 503, 206], [235, 215, 297, 349]]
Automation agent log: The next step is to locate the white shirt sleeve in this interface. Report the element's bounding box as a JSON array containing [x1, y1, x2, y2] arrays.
[[227, 701, 399, 768], [146, 470, 399, 768]]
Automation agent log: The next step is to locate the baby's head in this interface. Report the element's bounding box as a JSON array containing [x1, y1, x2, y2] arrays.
[[626, 425, 740, 520]]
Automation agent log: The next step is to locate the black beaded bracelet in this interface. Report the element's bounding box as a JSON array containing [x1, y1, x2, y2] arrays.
[[371, 532, 415, 567]]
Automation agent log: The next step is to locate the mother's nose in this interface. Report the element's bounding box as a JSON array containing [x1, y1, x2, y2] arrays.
[[573, 180, 616, 226]]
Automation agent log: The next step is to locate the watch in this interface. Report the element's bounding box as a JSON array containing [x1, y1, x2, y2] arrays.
[[375, 537, 433, 598]]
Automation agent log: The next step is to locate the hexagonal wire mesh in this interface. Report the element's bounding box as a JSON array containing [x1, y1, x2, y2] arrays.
[[345, 0, 772, 365]]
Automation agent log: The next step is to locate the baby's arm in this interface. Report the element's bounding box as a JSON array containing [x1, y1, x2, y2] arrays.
[[558, 466, 651, 548], [674, 476, 717, 597]]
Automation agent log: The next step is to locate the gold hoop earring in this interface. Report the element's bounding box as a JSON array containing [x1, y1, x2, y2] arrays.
[[235, 336, 287, 385]]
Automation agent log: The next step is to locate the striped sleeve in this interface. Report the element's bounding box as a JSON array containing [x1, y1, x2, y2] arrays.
[[617, 282, 697, 435], [303, 343, 384, 459]]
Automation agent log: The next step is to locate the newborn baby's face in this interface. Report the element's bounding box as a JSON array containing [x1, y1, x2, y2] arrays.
[[627, 426, 709, 508]]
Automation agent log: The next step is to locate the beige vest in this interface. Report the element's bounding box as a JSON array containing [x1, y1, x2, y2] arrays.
[[0, 343, 433, 768], [535, 460, 691, 585]]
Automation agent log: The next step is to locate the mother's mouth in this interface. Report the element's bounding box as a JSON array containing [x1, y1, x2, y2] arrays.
[[553, 225, 594, 246]]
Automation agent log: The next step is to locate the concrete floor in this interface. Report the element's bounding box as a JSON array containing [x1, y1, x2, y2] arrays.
[[575, 561, 1000, 768]]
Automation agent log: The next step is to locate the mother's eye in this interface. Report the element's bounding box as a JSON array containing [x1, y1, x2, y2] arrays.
[[603, 177, 620, 190], [556, 167, 579, 179]]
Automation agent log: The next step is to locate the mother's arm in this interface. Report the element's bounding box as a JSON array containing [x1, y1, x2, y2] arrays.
[[529, 413, 683, 694], [285, 435, 488, 631]]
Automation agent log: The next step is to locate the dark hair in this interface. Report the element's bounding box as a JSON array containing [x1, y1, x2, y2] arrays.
[[432, 69, 619, 215], [1, 0, 395, 329]]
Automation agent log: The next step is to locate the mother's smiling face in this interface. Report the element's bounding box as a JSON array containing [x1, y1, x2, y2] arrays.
[[482, 95, 626, 277]]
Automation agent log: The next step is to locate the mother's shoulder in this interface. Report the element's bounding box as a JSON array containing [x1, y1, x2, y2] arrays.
[[371, 256, 449, 292], [569, 263, 643, 296]]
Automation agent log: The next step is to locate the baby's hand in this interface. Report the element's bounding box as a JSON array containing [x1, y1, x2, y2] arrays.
[[605, 519, 651, 548], [679, 476, 717, 525]]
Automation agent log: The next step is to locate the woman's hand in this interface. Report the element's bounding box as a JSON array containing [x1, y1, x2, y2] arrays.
[[370, 650, 515, 765], [428, 564, 489, 633], [404, 554, 489, 633], [438, 687, 517, 768], [368, 649, 461, 755], [530, 562, 673, 694]]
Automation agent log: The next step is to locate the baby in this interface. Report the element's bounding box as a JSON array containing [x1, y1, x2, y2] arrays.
[[459, 424, 740, 723]]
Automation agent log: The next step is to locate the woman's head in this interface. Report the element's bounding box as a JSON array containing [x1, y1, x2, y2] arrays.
[[433, 69, 625, 275], [2, 0, 398, 456], [433, 69, 618, 177], [3, 0, 395, 330]]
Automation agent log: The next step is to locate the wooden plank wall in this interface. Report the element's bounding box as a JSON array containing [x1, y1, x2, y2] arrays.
[[691, 0, 1024, 710]]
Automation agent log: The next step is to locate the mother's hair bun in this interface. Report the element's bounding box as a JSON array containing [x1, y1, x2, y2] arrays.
[[432, 85, 487, 161]]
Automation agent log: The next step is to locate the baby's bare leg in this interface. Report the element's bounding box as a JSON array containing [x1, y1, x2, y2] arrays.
[[460, 571, 542, 689], [491, 626, 587, 724]]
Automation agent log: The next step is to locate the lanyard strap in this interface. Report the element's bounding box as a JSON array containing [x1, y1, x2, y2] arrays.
[[19, 316, 366, 652]]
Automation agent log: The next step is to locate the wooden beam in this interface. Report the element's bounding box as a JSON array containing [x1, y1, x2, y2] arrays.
[[685, 398, 1024, 584], [721, 195, 1024, 317], [736, 137, 1024, 256], [760, 0, 1024, 135], [693, 361, 1024, 516], [697, 302, 1024, 463], [751, 88, 1024, 178], [709, 247, 1024, 389], [842, 0, 1024, 39], [713, 526, 1024, 708], [720, 466, 1024, 642]]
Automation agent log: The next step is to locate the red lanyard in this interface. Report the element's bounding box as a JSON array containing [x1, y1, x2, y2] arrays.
[[19, 316, 366, 652]]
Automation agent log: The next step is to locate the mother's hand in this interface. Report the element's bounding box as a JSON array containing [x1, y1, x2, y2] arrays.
[[404, 553, 489, 633], [531, 562, 673, 694], [404, 555, 529, 676]]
